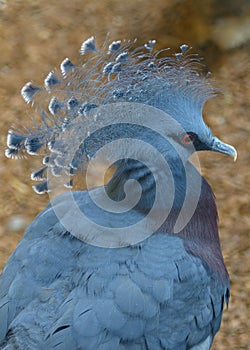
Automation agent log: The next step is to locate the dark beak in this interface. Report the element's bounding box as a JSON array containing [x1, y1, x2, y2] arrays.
[[209, 136, 237, 161]]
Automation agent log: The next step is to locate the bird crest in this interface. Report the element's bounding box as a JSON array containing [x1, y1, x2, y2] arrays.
[[5, 36, 216, 194]]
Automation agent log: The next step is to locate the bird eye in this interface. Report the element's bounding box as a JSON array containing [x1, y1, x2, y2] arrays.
[[182, 133, 196, 145]]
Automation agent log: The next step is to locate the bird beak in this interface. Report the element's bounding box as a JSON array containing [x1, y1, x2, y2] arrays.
[[210, 136, 237, 161]]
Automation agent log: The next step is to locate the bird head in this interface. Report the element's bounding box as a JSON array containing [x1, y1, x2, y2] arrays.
[[5, 37, 237, 194]]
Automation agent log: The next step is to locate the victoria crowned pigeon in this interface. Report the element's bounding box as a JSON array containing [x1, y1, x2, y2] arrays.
[[1, 37, 237, 349]]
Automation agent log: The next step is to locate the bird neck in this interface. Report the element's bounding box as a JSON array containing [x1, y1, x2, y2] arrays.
[[157, 170, 229, 282], [106, 157, 187, 212], [106, 159, 156, 211], [105, 158, 229, 282]]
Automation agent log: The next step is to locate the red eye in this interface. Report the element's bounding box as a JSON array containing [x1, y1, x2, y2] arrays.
[[182, 133, 196, 145]]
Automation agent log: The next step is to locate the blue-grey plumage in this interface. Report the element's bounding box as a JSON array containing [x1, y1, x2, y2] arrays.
[[0, 188, 229, 349], [1, 37, 236, 349]]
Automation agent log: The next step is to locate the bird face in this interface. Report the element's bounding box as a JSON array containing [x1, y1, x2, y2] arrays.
[[180, 128, 237, 161], [159, 96, 237, 162]]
